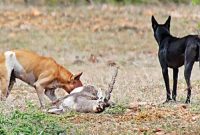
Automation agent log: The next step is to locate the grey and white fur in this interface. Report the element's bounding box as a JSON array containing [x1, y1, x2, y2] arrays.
[[48, 67, 118, 114]]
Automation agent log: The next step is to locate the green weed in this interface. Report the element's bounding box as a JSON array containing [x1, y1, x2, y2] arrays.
[[103, 104, 126, 114], [0, 102, 81, 135]]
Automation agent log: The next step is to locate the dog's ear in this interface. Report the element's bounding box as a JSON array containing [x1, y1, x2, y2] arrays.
[[151, 16, 158, 31], [164, 16, 171, 30], [72, 72, 83, 80]]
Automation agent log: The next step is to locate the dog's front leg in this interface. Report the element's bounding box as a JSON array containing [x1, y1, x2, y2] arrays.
[[159, 51, 172, 103], [162, 68, 172, 102], [34, 72, 55, 108], [172, 68, 178, 101], [34, 83, 46, 108]]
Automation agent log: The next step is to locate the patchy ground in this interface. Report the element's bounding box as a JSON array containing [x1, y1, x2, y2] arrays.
[[0, 3, 200, 134]]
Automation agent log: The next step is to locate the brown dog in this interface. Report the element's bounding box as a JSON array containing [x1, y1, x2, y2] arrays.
[[0, 50, 83, 107]]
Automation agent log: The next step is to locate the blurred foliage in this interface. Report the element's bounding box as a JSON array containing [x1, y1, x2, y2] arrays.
[[2, 0, 200, 5], [96, 0, 190, 4], [192, 0, 200, 4], [41, 0, 194, 5], [45, 0, 87, 6]]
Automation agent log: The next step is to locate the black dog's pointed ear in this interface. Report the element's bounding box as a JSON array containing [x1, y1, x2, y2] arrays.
[[164, 16, 171, 30], [151, 16, 158, 31]]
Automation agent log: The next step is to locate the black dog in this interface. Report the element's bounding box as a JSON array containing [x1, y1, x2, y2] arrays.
[[151, 16, 200, 103]]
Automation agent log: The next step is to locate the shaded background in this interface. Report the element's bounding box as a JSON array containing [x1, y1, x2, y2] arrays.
[[0, 0, 200, 134]]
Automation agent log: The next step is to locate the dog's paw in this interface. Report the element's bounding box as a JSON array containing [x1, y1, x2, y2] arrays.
[[0, 96, 6, 101], [41, 108, 48, 112], [47, 108, 64, 114], [94, 101, 105, 113], [163, 98, 173, 104], [185, 99, 190, 104]]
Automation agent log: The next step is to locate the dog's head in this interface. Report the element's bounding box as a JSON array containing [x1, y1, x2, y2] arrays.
[[151, 16, 171, 45], [64, 72, 83, 93]]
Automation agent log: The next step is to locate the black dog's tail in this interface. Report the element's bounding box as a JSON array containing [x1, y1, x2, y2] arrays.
[[198, 35, 200, 67]]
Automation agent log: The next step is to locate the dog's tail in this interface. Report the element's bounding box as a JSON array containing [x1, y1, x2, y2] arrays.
[[198, 35, 200, 68], [198, 46, 200, 68]]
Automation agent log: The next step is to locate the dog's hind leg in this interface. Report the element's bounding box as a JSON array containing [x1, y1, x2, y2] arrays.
[[172, 68, 178, 101], [184, 62, 194, 103], [184, 45, 196, 103], [7, 70, 16, 97], [0, 78, 8, 100], [0, 67, 12, 100]]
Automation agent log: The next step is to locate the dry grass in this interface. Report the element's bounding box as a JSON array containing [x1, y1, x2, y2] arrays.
[[0, 4, 200, 134]]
